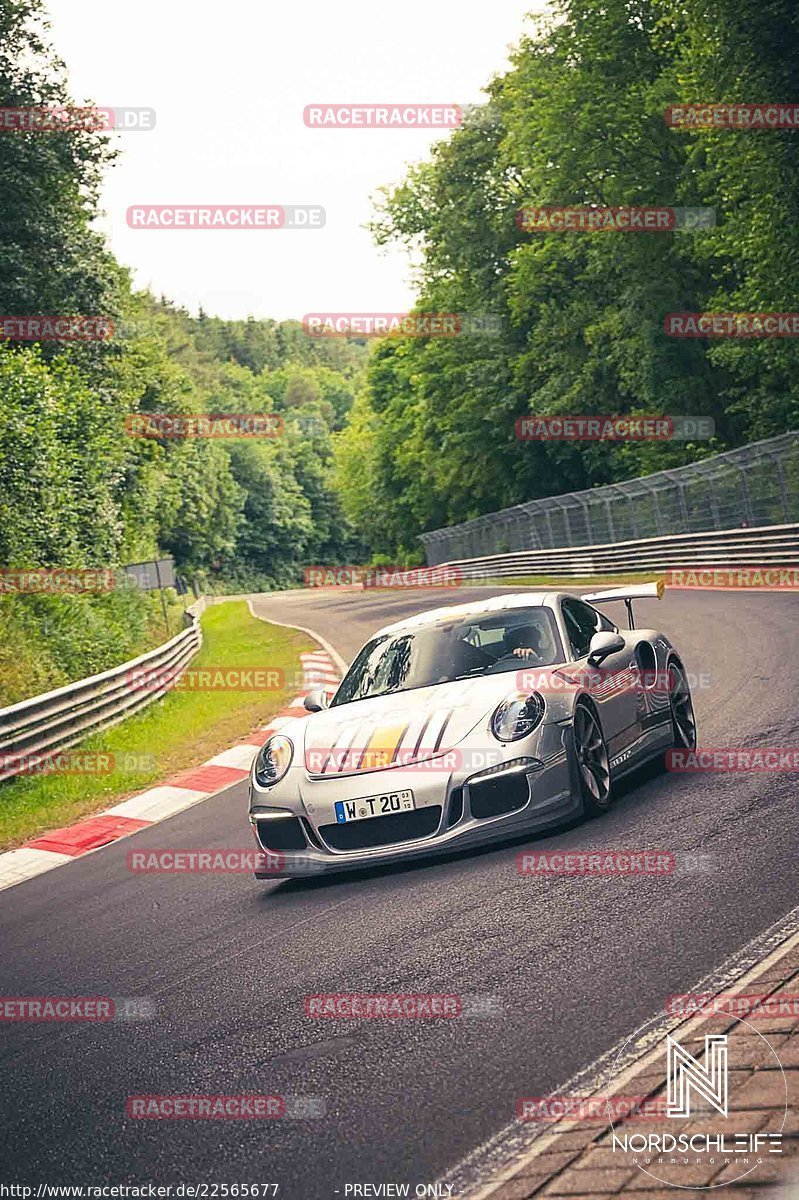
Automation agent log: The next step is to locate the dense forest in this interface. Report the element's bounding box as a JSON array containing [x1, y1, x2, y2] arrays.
[[1, 0, 798, 696], [0, 3, 371, 586], [0, 0, 371, 697], [334, 0, 799, 557]]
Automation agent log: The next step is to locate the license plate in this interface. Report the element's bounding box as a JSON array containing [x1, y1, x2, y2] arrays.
[[335, 789, 415, 824]]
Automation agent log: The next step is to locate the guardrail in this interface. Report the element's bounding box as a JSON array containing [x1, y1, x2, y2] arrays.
[[421, 432, 799, 564], [0, 604, 203, 783], [437, 522, 799, 580]]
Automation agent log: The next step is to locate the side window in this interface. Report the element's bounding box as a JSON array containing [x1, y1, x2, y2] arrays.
[[561, 598, 609, 659]]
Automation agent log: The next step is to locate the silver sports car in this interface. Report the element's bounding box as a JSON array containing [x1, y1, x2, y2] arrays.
[[248, 583, 696, 877]]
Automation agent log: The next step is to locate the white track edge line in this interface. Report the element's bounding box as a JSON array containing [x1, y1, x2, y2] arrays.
[[440, 902, 799, 1199], [244, 596, 349, 676]]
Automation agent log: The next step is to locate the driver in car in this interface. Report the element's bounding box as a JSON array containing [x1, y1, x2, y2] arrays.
[[504, 623, 547, 662]]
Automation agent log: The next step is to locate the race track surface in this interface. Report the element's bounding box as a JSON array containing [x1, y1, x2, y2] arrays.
[[2, 586, 797, 1196]]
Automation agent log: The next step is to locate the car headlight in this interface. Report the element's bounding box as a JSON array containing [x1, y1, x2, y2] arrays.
[[491, 693, 545, 742], [254, 735, 294, 787]]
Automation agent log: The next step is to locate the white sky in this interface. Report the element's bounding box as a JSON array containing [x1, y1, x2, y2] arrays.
[[44, 0, 543, 321]]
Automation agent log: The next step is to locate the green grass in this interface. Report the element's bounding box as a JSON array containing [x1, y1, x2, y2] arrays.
[[0, 601, 313, 850], [476, 573, 664, 588]]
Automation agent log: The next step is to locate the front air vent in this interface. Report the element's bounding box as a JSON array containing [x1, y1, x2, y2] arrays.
[[447, 786, 464, 827], [468, 769, 531, 820], [255, 816, 307, 852]]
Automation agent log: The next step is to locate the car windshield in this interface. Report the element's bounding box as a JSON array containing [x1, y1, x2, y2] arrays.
[[332, 607, 563, 705]]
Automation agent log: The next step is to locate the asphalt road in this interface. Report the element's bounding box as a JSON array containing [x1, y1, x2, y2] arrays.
[[2, 586, 798, 1197]]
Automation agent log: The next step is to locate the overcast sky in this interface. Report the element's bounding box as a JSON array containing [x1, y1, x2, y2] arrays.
[[44, 0, 543, 321]]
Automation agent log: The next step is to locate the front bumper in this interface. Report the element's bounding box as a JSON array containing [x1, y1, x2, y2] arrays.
[[248, 730, 579, 877]]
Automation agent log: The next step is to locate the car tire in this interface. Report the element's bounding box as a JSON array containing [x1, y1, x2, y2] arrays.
[[573, 699, 613, 817], [664, 659, 697, 762]]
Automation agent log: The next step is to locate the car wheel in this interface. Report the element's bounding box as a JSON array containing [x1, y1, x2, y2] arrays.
[[667, 660, 697, 751], [573, 700, 612, 816]]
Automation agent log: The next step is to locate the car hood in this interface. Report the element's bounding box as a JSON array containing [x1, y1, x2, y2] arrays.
[[300, 673, 553, 776]]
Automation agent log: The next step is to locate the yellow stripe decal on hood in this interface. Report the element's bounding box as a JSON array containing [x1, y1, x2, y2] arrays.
[[358, 721, 410, 771]]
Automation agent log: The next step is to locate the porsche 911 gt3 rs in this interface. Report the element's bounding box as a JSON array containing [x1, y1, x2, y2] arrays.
[[248, 583, 696, 877]]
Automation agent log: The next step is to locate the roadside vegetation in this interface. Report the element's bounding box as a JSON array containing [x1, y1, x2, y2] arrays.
[[0, 587, 188, 707], [1, 0, 796, 707], [0, 1, 367, 705], [0, 602, 312, 850], [336, 0, 799, 558]]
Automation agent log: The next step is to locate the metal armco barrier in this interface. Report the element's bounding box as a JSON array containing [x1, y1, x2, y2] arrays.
[[0, 604, 203, 783], [422, 432, 799, 564], [433, 522, 799, 580]]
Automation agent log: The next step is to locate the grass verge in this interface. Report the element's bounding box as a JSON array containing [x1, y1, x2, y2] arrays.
[[0, 601, 313, 851], [475, 573, 663, 588]]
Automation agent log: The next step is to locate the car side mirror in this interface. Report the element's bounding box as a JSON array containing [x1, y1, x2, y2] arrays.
[[303, 688, 329, 713], [587, 631, 626, 666]]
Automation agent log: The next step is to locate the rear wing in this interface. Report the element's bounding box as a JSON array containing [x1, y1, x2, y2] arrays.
[[582, 579, 665, 629]]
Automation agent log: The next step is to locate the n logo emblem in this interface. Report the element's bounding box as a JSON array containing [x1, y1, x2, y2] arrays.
[[666, 1034, 728, 1118]]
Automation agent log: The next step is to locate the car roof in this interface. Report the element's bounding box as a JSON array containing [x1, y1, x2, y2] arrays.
[[374, 592, 568, 638]]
